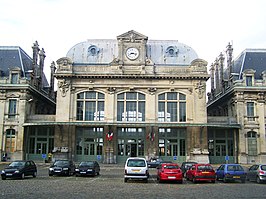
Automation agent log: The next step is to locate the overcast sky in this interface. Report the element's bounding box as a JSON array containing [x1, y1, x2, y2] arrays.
[[1, 0, 266, 91]]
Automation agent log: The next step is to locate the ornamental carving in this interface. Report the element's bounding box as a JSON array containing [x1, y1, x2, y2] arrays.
[[58, 79, 69, 97], [195, 81, 205, 99], [56, 57, 73, 72]]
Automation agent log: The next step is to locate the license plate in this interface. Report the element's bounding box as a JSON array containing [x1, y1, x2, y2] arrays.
[[6, 174, 12, 176], [132, 170, 140, 172], [233, 176, 240, 178], [202, 172, 209, 174], [168, 176, 176, 179], [80, 172, 86, 174], [55, 170, 61, 172]]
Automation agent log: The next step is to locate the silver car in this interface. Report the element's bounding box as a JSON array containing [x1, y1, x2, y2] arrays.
[[247, 164, 266, 183]]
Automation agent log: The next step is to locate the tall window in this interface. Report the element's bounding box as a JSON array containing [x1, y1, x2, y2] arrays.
[[11, 73, 19, 84], [247, 131, 257, 156], [246, 76, 252, 86], [76, 91, 105, 121], [158, 92, 186, 122], [8, 99, 17, 118], [247, 102, 255, 121], [5, 129, 16, 153], [117, 92, 145, 121]]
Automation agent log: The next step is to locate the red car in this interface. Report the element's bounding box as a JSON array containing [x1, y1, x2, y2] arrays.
[[186, 164, 216, 183], [157, 163, 183, 183]]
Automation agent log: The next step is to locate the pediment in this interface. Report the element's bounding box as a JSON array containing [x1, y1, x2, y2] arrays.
[[117, 30, 148, 42]]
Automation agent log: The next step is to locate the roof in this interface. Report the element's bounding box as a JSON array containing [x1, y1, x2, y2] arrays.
[[66, 31, 198, 66], [232, 49, 266, 79], [0, 46, 49, 87], [0, 46, 32, 77]]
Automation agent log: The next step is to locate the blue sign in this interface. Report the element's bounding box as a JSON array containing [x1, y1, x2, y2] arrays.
[[42, 154, 47, 159], [173, 156, 177, 161], [225, 156, 229, 161], [97, 155, 101, 161]]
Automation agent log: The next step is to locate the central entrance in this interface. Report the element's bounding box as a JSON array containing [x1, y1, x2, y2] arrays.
[[117, 127, 145, 163]]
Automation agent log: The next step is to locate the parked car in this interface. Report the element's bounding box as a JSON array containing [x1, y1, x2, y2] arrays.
[[49, 160, 76, 176], [180, 161, 197, 177], [75, 161, 100, 177], [216, 164, 246, 183], [147, 158, 172, 168], [1, 160, 37, 180], [247, 164, 266, 183], [186, 164, 216, 183], [157, 163, 183, 183], [124, 157, 149, 183]]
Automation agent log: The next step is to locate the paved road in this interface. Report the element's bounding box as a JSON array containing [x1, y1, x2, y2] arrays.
[[0, 163, 266, 199]]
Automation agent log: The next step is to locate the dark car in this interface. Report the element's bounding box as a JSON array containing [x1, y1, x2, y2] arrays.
[[49, 160, 76, 176], [247, 164, 266, 183], [75, 161, 100, 177], [180, 161, 197, 176], [1, 160, 37, 180], [216, 164, 246, 183], [147, 158, 172, 168]]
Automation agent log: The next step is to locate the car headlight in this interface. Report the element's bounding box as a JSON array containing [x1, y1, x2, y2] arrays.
[[15, 170, 20, 173], [63, 168, 69, 171], [75, 169, 79, 172], [1, 170, 5, 174], [49, 168, 54, 171]]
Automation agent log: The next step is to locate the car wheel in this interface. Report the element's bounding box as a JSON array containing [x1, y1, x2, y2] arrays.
[[216, 176, 219, 181], [49, 173, 53, 176], [21, 173, 25, 179], [1, 176, 6, 180], [124, 178, 128, 183], [256, 176, 261, 184], [179, 180, 183, 184], [223, 176, 227, 183], [143, 179, 148, 183], [211, 180, 215, 183], [192, 177, 197, 183], [33, 171, 37, 178], [241, 179, 246, 183]]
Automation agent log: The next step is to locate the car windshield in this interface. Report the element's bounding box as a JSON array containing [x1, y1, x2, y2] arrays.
[[197, 165, 213, 171], [227, 165, 244, 171], [54, 161, 69, 166], [260, 165, 266, 171], [163, 165, 179, 169], [127, 159, 145, 167], [80, 162, 94, 167], [9, 161, 25, 167]]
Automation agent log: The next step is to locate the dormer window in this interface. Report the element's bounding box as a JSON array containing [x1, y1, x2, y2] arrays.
[[11, 73, 19, 84], [165, 46, 178, 57], [88, 45, 99, 56], [246, 75, 252, 86]]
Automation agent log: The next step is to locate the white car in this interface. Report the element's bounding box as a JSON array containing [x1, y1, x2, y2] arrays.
[[124, 157, 149, 183]]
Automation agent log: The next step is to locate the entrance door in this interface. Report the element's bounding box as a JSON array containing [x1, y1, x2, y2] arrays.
[[36, 142, 47, 154], [126, 143, 137, 157]]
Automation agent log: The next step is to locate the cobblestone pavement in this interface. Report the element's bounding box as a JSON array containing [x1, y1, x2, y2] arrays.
[[0, 163, 266, 199]]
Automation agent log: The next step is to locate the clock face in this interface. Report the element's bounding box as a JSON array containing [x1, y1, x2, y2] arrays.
[[126, 47, 139, 60]]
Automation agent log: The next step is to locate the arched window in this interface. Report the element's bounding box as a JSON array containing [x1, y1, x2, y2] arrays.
[[117, 92, 145, 121], [247, 131, 257, 156], [76, 91, 105, 121], [158, 92, 186, 122]]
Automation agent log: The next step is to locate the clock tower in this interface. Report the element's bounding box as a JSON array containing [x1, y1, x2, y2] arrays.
[[117, 30, 148, 66]]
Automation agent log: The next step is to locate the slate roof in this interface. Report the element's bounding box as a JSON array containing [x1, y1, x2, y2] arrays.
[[232, 49, 266, 79], [0, 46, 49, 87], [0, 46, 32, 77]]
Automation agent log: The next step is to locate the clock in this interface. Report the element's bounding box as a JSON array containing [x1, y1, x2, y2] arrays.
[[126, 47, 139, 60]]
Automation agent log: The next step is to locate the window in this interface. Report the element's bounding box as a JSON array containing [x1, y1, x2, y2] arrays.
[[246, 76, 252, 86], [158, 92, 186, 122], [11, 73, 19, 84], [247, 131, 257, 156], [76, 91, 105, 121], [5, 129, 15, 153], [8, 99, 17, 118], [247, 102, 255, 121], [117, 92, 145, 121]]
